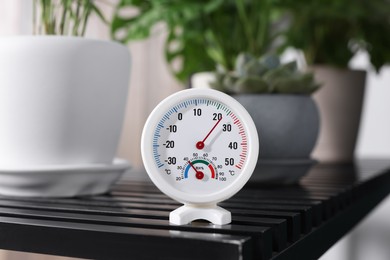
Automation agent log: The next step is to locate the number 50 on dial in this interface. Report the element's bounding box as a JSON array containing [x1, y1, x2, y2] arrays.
[[141, 88, 259, 225]]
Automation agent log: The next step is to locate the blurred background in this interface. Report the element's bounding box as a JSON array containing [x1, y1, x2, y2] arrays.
[[0, 0, 389, 259]]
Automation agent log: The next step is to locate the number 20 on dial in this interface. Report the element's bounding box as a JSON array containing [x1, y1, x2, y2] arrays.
[[141, 88, 259, 225]]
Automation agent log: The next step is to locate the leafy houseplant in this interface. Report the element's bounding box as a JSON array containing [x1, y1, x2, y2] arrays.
[[112, 0, 281, 82], [0, 0, 131, 197], [279, 0, 390, 162], [280, 0, 390, 71], [112, 0, 322, 183]]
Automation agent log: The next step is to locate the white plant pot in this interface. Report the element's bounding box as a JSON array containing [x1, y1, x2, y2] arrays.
[[0, 36, 130, 169], [190, 72, 216, 89], [311, 66, 366, 162]]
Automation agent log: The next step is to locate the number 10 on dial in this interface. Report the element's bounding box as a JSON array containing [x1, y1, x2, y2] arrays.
[[141, 89, 259, 225]]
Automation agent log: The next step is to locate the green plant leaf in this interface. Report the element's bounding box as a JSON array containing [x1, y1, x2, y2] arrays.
[[222, 73, 239, 93], [233, 77, 269, 94], [259, 54, 280, 69], [33, 0, 106, 36], [211, 52, 321, 94], [278, 0, 390, 70], [242, 59, 268, 77], [235, 52, 255, 76], [110, 0, 282, 81], [91, 4, 108, 25], [282, 61, 298, 72]]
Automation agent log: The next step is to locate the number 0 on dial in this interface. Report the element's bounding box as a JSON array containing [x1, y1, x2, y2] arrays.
[[141, 89, 259, 225]]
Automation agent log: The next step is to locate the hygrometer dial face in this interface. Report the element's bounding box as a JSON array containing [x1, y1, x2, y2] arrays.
[[141, 89, 258, 205]]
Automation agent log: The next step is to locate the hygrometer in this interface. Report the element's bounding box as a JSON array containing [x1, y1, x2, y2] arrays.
[[141, 89, 259, 225]]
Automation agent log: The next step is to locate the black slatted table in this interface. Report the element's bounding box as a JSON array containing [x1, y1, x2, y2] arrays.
[[0, 159, 389, 260]]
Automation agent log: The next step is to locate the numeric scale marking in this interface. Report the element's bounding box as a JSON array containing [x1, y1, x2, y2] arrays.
[[152, 98, 247, 172]]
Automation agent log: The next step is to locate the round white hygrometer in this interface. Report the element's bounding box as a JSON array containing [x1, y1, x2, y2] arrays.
[[141, 89, 259, 225]]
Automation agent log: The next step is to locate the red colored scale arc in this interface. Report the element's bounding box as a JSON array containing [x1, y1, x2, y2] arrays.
[[230, 113, 247, 170], [208, 164, 216, 179]]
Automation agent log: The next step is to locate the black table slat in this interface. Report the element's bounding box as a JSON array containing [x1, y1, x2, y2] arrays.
[[234, 192, 338, 219], [108, 191, 321, 227], [229, 208, 301, 242], [83, 194, 302, 242], [0, 206, 274, 259], [232, 216, 287, 251], [0, 196, 313, 236], [98, 192, 324, 227], [223, 202, 312, 234], [0, 216, 253, 260], [0, 160, 389, 260]]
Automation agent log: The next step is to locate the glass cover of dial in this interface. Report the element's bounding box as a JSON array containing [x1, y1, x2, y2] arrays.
[[152, 98, 249, 195]]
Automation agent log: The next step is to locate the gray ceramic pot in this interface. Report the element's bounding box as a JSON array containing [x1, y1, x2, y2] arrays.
[[310, 66, 366, 162], [233, 94, 319, 159]]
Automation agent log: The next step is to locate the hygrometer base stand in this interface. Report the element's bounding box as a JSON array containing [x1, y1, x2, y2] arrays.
[[169, 204, 231, 225]]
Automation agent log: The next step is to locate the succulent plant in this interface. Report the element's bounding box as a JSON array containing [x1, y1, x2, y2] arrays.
[[211, 53, 321, 94]]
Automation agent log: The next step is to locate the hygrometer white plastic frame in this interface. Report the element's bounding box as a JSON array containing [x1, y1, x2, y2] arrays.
[[141, 89, 259, 225]]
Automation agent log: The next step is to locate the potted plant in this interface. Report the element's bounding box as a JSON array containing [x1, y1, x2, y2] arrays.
[[205, 53, 320, 183], [0, 1, 131, 196], [279, 0, 390, 162], [112, 0, 322, 183]]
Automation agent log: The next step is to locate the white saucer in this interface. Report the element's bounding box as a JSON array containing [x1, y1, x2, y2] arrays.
[[0, 158, 131, 197]]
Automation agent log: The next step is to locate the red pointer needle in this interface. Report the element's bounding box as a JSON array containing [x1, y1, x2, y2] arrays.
[[188, 160, 204, 180], [196, 117, 223, 150]]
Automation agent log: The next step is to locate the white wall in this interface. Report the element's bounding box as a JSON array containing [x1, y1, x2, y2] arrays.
[[352, 53, 390, 158]]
